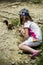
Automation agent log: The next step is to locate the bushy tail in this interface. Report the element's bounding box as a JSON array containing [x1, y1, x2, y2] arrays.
[[3, 20, 8, 26]]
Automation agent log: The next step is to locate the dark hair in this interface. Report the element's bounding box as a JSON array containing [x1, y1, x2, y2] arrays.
[[25, 15, 33, 21], [20, 15, 33, 25], [20, 15, 23, 24]]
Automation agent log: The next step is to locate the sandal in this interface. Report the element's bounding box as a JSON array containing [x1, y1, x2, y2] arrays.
[[31, 51, 40, 58]]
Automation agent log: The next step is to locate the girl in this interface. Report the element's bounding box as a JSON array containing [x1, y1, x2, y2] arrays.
[[19, 8, 42, 58]]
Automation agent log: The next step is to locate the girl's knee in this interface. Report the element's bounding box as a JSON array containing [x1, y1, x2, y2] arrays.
[[19, 43, 24, 49]]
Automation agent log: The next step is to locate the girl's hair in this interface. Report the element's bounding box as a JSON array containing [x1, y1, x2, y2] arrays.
[[20, 15, 33, 25], [20, 15, 23, 24]]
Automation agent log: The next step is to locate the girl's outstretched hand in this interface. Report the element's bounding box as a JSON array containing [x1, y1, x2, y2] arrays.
[[18, 28, 25, 35]]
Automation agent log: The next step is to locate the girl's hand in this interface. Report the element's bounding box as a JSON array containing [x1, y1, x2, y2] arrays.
[[23, 28, 29, 40], [33, 38, 37, 42], [21, 29, 25, 35]]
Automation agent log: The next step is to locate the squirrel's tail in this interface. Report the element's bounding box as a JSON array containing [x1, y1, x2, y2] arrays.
[[3, 20, 8, 26]]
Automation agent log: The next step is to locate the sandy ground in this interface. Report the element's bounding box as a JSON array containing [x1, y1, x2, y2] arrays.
[[0, 2, 43, 21], [0, 2, 43, 65]]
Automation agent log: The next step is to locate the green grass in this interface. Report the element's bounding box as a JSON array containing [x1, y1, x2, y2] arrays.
[[37, 26, 43, 65], [11, 18, 19, 26]]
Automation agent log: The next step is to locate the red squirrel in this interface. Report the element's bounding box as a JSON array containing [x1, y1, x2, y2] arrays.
[[3, 20, 14, 30]]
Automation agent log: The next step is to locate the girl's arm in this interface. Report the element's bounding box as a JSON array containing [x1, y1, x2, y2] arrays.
[[23, 28, 29, 41]]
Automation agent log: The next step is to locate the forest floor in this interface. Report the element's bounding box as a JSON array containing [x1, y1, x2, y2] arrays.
[[0, 2, 43, 65]]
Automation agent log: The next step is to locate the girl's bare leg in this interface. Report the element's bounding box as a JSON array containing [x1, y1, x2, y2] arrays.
[[19, 43, 40, 54]]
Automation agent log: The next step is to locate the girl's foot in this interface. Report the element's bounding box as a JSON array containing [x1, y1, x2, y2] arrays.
[[30, 50, 42, 58]]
